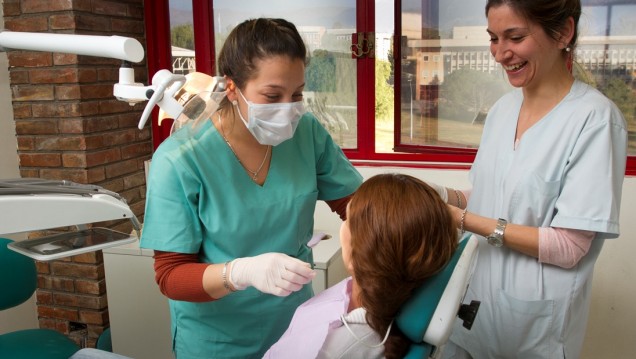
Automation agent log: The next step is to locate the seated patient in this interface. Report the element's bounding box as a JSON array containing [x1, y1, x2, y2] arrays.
[[264, 173, 458, 359]]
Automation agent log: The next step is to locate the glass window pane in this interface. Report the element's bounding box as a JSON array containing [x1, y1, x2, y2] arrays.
[[579, 2, 636, 156], [395, 0, 510, 153], [213, 1, 358, 149], [169, 1, 196, 74], [393, 0, 636, 157]]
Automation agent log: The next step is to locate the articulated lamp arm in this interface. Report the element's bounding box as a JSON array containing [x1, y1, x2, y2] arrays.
[[0, 30, 186, 130]]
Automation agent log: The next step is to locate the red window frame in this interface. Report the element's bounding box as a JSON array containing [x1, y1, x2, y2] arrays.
[[143, 0, 634, 175]]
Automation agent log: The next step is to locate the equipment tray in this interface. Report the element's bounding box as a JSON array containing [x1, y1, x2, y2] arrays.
[[8, 227, 136, 261]]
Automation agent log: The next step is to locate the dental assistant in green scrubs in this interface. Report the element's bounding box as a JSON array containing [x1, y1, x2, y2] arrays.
[[140, 18, 362, 359]]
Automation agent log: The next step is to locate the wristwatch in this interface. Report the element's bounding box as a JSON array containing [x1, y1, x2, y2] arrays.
[[487, 218, 507, 247]]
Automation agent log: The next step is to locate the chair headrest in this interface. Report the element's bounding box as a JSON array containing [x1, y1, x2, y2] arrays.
[[396, 233, 478, 347], [0, 237, 38, 310]]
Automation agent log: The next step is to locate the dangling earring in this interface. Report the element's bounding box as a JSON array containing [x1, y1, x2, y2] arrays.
[[566, 47, 573, 74]]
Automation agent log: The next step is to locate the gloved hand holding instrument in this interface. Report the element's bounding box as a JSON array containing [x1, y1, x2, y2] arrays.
[[229, 253, 315, 297]]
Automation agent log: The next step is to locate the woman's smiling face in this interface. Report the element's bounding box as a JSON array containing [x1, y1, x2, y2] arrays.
[[487, 4, 565, 90]]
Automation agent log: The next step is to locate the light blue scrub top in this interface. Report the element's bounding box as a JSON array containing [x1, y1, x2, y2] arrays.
[[140, 113, 362, 359], [449, 80, 627, 358]]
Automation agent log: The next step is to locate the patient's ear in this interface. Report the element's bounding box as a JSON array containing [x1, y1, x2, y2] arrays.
[[346, 259, 354, 274]]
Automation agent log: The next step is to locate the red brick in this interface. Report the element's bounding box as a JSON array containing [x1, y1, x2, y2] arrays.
[[19, 152, 62, 167], [75, 14, 110, 31], [87, 167, 107, 182], [51, 277, 76, 292], [51, 261, 102, 280], [121, 142, 152, 159], [105, 158, 138, 178], [21, 0, 74, 13], [7, 51, 53, 68], [93, 1, 128, 16], [38, 317, 59, 331], [4, 16, 48, 32], [38, 305, 79, 322], [78, 69, 99, 83], [29, 68, 81, 84], [35, 261, 51, 274], [15, 119, 58, 135], [56, 85, 82, 101], [53, 53, 80, 66], [61, 153, 87, 167], [17, 137, 35, 151], [119, 187, 143, 204], [81, 84, 115, 99], [85, 117, 120, 133], [86, 148, 122, 167], [72, 250, 103, 264], [36, 289, 54, 305], [19, 169, 40, 178], [110, 18, 144, 34], [127, 4, 144, 19], [12, 85, 55, 101], [118, 111, 146, 128], [73, 0, 92, 12], [58, 118, 85, 133], [79, 309, 109, 325], [87, 323, 107, 338], [9, 70, 29, 84], [63, 293, 107, 310], [2, 0, 21, 16], [99, 98, 139, 115], [122, 171, 146, 189], [49, 14, 77, 30], [75, 279, 106, 295], [96, 68, 118, 82], [101, 178, 125, 193], [12, 103, 33, 118], [36, 136, 86, 151]]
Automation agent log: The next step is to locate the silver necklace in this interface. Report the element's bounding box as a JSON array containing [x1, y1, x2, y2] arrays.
[[217, 114, 270, 181]]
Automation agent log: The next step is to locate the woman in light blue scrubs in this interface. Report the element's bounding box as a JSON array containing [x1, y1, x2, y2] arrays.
[[433, 1, 628, 358], [140, 18, 362, 359]]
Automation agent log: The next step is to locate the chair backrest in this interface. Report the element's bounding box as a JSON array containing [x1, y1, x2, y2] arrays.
[[396, 233, 479, 358], [0, 237, 38, 310]]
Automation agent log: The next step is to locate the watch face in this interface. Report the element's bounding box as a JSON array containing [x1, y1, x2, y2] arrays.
[[488, 235, 503, 247]]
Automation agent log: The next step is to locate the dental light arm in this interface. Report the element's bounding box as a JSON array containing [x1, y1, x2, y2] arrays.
[[0, 30, 190, 130], [0, 31, 144, 62]]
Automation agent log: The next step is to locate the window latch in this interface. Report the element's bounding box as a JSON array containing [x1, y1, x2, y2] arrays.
[[351, 32, 374, 59]]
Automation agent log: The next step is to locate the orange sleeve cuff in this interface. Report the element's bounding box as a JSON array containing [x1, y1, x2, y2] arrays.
[[153, 250, 216, 302], [325, 195, 353, 221]]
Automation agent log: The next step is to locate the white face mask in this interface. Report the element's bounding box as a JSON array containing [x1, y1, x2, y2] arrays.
[[235, 89, 305, 146]]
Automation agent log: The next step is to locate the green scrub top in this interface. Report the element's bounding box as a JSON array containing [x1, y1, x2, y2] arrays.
[[140, 113, 362, 359]]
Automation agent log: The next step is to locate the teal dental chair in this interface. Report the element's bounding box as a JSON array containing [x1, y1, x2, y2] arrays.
[[397, 233, 480, 358], [0, 237, 81, 359]]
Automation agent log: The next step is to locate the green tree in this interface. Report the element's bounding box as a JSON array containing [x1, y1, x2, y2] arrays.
[[440, 68, 509, 122], [306, 50, 336, 92], [600, 77, 636, 126], [171, 24, 194, 50], [375, 60, 394, 122]]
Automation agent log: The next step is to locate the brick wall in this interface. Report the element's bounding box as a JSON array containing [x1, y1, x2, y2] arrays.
[[3, 0, 149, 348]]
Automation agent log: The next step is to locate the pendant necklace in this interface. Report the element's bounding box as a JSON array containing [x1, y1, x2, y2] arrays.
[[217, 114, 270, 181]]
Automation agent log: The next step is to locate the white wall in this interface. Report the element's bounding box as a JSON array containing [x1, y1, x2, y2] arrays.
[[318, 166, 635, 358], [0, 4, 39, 334]]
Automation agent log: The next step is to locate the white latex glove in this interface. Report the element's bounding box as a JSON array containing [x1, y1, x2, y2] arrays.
[[229, 253, 315, 297], [427, 181, 449, 203]]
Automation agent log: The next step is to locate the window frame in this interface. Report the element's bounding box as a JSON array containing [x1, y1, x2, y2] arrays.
[[143, 0, 635, 175]]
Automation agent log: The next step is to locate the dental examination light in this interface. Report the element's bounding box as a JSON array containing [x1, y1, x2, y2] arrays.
[[0, 30, 225, 131]]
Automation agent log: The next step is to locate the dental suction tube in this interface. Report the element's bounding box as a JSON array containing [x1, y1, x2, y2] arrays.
[[0, 31, 144, 63]]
